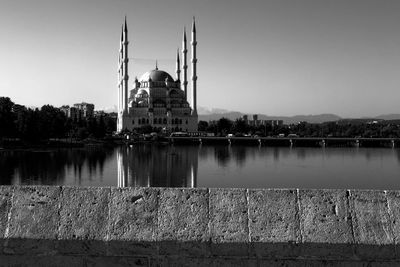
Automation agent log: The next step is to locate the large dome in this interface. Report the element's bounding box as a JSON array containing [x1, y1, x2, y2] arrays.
[[139, 69, 174, 82]]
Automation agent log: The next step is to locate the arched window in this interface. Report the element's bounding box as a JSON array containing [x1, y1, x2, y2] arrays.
[[146, 119, 149, 124], [163, 118, 167, 124], [132, 120, 135, 125], [153, 100, 166, 108], [141, 118, 146, 124], [154, 118, 157, 124], [158, 118, 162, 124], [179, 119, 182, 124], [186, 120, 188, 124]]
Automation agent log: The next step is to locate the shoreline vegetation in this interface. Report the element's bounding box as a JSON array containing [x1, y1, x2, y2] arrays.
[[1, 97, 400, 151]]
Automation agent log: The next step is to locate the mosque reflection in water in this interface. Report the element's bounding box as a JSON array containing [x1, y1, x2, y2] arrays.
[[117, 145, 198, 188]]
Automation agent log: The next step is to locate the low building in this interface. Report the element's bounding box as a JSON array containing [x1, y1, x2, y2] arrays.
[[60, 102, 95, 120], [73, 102, 94, 118], [263, 120, 284, 127]]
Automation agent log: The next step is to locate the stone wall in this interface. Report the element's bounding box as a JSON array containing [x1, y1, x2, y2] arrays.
[[0, 186, 399, 266]]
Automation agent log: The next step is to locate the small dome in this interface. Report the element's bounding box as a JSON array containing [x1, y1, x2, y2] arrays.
[[138, 100, 148, 105], [140, 69, 174, 82], [136, 89, 148, 97]]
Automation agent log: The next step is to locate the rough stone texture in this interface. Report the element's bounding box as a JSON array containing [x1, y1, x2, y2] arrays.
[[58, 187, 110, 255], [209, 188, 249, 256], [158, 188, 209, 256], [108, 187, 158, 256], [5, 186, 61, 255], [0, 186, 13, 253], [248, 189, 300, 258], [385, 190, 400, 258], [1, 186, 400, 264], [0, 187, 13, 238], [349, 190, 395, 259], [299, 189, 354, 258]]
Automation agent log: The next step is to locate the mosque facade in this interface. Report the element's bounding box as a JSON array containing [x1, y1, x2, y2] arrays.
[[117, 17, 198, 133]]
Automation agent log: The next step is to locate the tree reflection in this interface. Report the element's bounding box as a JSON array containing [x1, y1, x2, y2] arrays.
[[214, 146, 231, 167], [232, 146, 247, 167], [0, 148, 114, 185]]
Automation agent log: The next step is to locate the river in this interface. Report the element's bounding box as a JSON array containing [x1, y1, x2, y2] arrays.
[[0, 145, 399, 189]]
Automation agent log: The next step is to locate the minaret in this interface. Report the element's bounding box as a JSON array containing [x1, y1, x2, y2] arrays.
[[122, 16, 129, 114], [191, 17, 197, 116], [182, 27, 188, 100], [175, 48, 181, 82], [117, 25, 124, 132], [118, 26, 122, 117]]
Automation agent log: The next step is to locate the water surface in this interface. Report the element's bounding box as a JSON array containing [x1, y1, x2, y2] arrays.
[[0, 145, 399, 189]]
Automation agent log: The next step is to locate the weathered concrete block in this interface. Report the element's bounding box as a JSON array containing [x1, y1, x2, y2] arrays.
[[299, 189, 354, 259], [108, 187, 158, 256], [58, 186, 110, 255], [385, 190, 400, 258], [158, 188, 210, 256], [83, 256, 149, 266], [349, 190, 395, 260], [5, 186, 61, 255], [248, 189, 300, 258], [209, 188, 249, 256], [0, 186, 13, 253]]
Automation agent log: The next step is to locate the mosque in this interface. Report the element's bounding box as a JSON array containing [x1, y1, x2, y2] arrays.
[[117, 17, 198, 132]]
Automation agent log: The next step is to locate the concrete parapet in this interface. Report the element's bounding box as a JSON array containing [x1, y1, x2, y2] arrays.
[[0, 186, 399, 266]]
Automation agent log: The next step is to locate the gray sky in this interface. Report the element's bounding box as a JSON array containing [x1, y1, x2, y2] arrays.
[[0, 0, 399, 117]]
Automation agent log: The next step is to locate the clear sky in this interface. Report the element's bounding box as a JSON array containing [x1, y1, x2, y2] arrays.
[[0, 0, 399, 117]]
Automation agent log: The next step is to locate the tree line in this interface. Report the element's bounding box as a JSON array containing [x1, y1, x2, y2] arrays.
[[2, 96, 400, 142], [0, 97, 116, 143], [198, 118, 400, 138]]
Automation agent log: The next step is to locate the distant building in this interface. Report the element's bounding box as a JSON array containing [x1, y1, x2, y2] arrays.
[[73, 102, 94, 118], [249, 114, 261, 127], [263, 120, 284, 127], [242, 115, 248, 124], [60, 102, 95, 120]]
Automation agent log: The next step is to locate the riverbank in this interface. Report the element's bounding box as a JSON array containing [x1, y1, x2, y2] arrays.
[[0, 138, 119, 150], [0, 185, 399, 265], [168, 136, 400, 148]]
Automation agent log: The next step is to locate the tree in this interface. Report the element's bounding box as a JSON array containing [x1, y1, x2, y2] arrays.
[[231, 118, 248, 134], [39, 105, 67, 139], [96, 116, 106, 138], [87, 117, 98, 138], [104, 116, 117, 134], [0, 97, 15, 137], [217, 117, 233, 136], [198, 120, 208, 131]]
